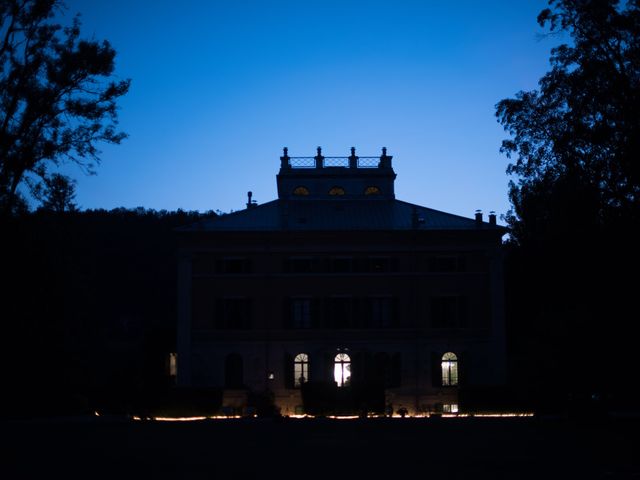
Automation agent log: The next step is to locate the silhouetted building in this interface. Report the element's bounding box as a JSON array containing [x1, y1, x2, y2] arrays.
[[176, 148, 506, 415]]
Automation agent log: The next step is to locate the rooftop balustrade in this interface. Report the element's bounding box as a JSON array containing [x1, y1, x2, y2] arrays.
[[280, 147, 393, 170]]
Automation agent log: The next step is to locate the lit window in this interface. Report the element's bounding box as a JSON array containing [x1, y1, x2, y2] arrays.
[[443, 403, 459, 413], [329, 186, 345, 196], [334, 353, 351, 387], [294, 353, 309, 387], [441, 352, 458, 386], [168, 353, 177, 377], [364, 186, 381, 195], [293, 186, 309, 196]]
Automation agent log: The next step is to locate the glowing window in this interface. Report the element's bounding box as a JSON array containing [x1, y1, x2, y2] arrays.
[[443, 403, 459, 413], [294, 353, 309, 387], [441, 352, 458, 386], [168, 353, 177, 377], [329, 186, 345, 196], [334, 353, 351, 387], [293, 186, 309, 196], [364, 186, 381, 195]]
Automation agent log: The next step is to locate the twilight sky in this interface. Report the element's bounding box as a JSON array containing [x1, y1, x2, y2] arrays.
[[60, 0, 555, 219]]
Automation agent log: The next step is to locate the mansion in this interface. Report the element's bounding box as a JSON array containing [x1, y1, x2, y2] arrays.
[[176, 148, 506, 416]]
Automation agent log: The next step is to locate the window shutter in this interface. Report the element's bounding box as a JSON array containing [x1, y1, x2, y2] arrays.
[[392, 297, 400, 327], [324, 298, 333, 329], [244, 298, 252, 329], [387, 257, 396, 272], [352, 352, 362, 385], [311, 298, 322, 329], [351, 297, 359, 328], [457, 255, 467, 272], [282, 298, 292, 329], [458, 352, 468, 387], [284, 352, 294, 389], [214, 298, 224, 329], [325, 352, 334, 383], [431, 352, 442, 387], [458, 296, 469, 328], [391, 353, 402, 387]]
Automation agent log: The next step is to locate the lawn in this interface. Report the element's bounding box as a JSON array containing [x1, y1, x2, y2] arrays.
[[3, 415, 639, 479]]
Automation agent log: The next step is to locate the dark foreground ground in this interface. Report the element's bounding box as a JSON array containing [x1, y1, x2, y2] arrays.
[[3, 415, 640, 479]]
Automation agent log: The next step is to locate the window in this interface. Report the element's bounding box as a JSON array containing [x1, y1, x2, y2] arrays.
[[215, 298, 252, 329], [168, 353, 177, 377], [364, 186, 381, 195], [428, 255, 466, 272], [368, 297, 395, 328], [293, 186, 309, 196], [443, 404, 459, 413], [329, 186, 345, 196], [369, 257, 390, 272], [334, 353, 351, 387], [441, 352, 458, 386], [291, 299, 311, 329], [286, 257, 316, 273], [352, 257, 397, 273], [330, 257, 352, 273], [294, 353, 309, 387], [430, 296, 468, 328], [216, 257, 251, 274]]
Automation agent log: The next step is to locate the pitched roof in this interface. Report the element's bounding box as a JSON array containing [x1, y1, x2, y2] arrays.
[[177, 199, 505, 232]]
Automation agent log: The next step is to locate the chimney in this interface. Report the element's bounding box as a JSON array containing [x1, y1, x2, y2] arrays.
[[488, 211, 496, 226], [475, 209, 483, 226], [246, 191, 257, 209]]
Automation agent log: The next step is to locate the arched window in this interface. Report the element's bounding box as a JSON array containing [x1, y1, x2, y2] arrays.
[[225, 353, 244, 388], [294, 353, 309, 387], [328, 186, 345, 196], [334, 353, 351, 387], [441, 352, 458, 386], [293, 186, 309, 196], [364, 186, 381, 195]]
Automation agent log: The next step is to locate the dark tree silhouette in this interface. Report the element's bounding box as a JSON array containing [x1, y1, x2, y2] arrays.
[[4, 207, 212, 417], [496, 0, 640, 410], [0, 0, 130, 215], [496, 0, 640, 240], [36, 172, 76, 212]]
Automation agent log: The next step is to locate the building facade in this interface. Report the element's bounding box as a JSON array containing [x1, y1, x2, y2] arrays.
[[177, 148, 506, 416]]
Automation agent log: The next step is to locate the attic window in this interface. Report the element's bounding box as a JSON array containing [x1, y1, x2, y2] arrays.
[[329, 186, 345, 196], [364, 186, 381, 195], [293, 186, 309, 196]]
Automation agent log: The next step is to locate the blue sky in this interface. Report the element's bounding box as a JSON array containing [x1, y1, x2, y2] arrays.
[[60, 0, 555, 220]]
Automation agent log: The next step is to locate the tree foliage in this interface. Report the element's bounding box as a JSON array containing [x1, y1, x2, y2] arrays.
[[496, 1, 640, 404], [496, 0, 640, 242], [4, 207, 210, 415], [36, 172, 76, 212], [0, 0, 130, 215]]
